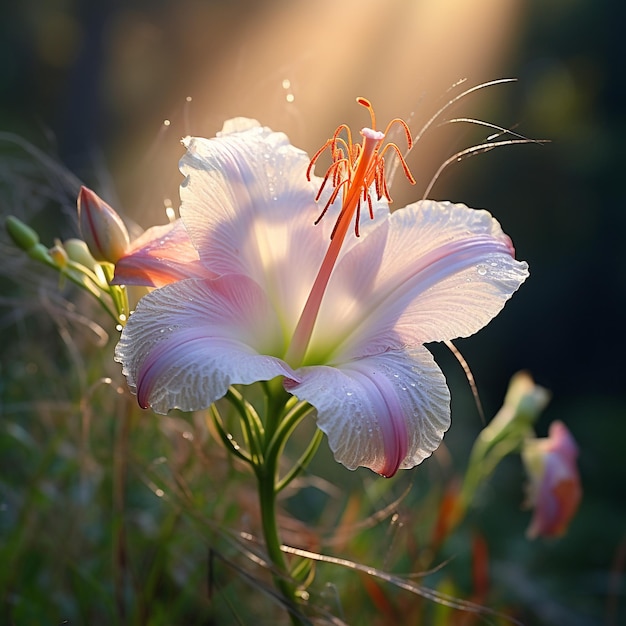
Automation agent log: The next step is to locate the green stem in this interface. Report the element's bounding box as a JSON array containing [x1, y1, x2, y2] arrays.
[[263, 379, 292, 436], [258, 459, 302, 623], [210, 404, 254, 465], [221, 382, 318, 623], [265, 401, 314, 465], [460, 424, 532, 510], [255, 387, 312, 625], [277, 426, 323, 493], [226, 388, 264, 459], [60, 265, 120, 322]]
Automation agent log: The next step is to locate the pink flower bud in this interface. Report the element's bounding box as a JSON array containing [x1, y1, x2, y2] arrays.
[[77, 186, 130, 264], [522, 421, 582, 539]]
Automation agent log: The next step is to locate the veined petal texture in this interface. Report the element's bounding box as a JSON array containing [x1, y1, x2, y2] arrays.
[[311, 200, 529, 361], [287, 347, 450, 476], [115, 274, 294, 414]]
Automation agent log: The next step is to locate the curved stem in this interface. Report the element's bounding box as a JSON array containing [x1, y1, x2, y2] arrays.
[[225, 387, 264, 460], [265, 401, 314, 465], [210, 404, 254, 466], [277, 427, 323, 493]]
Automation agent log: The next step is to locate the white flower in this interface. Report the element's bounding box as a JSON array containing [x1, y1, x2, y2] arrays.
[[114, 104, 528, 477]]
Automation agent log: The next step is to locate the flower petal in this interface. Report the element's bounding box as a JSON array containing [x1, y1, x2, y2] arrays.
[[312, 200, 529, 360], [286, 347, 450, 476], [179, 125, 331, 330], [115, 274, 295, 413], [180, 124, 318, 274], [113, 219, 211, 287], [524, 421, 582, 538]]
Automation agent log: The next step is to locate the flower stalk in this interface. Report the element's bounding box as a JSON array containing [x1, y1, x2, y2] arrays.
[[257, 450, 302, 624], [5, 214, 130, 324], [459, 371, 550, 513], [217, 383, 317, 623]]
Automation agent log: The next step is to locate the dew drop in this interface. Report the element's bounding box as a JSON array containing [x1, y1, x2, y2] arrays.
[[477, 265, 487, 276]]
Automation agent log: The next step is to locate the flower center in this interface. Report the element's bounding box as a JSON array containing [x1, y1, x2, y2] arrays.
[[285, 98, 415, 367]]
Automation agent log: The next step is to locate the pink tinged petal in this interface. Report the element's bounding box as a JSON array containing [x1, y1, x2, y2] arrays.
[[113, 219, 212, 287], [286, 348, 450, 476], [545, 420, 579, 463], [312, 200, 529, 360], [115, 274, 295, 414], [524, 421, 582, 539]]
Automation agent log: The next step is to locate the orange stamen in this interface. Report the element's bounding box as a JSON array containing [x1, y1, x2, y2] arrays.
[[286, 99, 415, 366], [306, 98, 415, 238]]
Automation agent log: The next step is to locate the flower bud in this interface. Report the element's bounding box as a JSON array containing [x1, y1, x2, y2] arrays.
[[63, 238, 99, 269], [475, 371, 551, 451], [522, 420, 582, 539], [49, 241, 69, 268], [77, 186, 130, 264], [5, 215, 40, 251], [504, 370, 551, 423]]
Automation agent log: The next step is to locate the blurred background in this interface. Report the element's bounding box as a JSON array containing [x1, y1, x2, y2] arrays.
[[0, 0, 624, 624]]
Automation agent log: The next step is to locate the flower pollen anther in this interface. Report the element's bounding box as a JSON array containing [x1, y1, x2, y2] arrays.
[[307, 97, 416, 239]]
